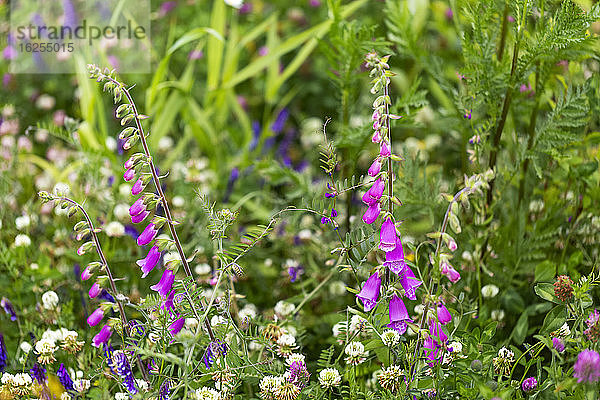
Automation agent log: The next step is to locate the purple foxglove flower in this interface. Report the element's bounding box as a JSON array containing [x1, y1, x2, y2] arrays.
[[1, 297, 17, 321], [87, 306, 105, 327], [131, 178, 145, 195], [387, 294, 411, 334], [150, 269, 175, 298], [57, 363, 74, 390], [81, 266, 93, 281], [137, 223, 158, 246], [423, 337, 440, 362], [372, 130, 381, 143], [124, 156, 135, 170], [379, 218, 397, 252], [92, 324, 112, 347], [400, 266, 422, 300], [129, 197, 145, 216], [362, 202, 381, 224], [441, 261, 461, 283], [368, 159, 381, 177], [380, 142, 391, 157], [384, 236, 407, 276], [161, 290, 175, 315], [123, 168, 135, 182], [89, 282, 102, 298], [367, 178, 385, 201], [169, 317, 185, 337], [356, 273, 381, 312], [137, 245, 161, 278], [361, 190, 377, 206], [436, 302, 452, 325], [429, 319, 448, 343], [131, 210, 150, 224]]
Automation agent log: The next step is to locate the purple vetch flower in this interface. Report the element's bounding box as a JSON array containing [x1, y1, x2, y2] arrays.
[[57, 363, 74, 390], [92, 324, 112, 347], [188, 49, 204, 60], [356, 273, 382, 312], [103, 344, 116, 373], [239, 2, 252, 13], [379, 218, 397, 252], [271, 108, 289, 133], [380, 142, 391, 157], [131, 210, 150, 224], [436, 302, 452, 325], [224, 167, 240, 202], [203, 340, 228, 370], [87, 306, 105, 327], [158, 379, 171, 400], [573, 349, 600, 383], [30, 363, 47, 384], [0, 333, 6, 372], [249, 121, 261, 151], [1, 297, 17, 321], [129, 197, 146, 216], [362, 202, 381, 224], [445, 7, 453, 20], [125, 225, 139, 240], [552, 337, 565, 353], [89, 282, 102, 298], [62, 0, 78, 28], [113, 351, 137, 394], [169, 316, 185, 337], [136, 245, 161, 278], [522, 377, 537, 392], [288, 264, 304, 283], [309, 0, 321, 7], [399, 266, 422, 300], [384, 236, 407, 276], [368, 159, 381, 177], [137, 223, 158, 246], [99, 290, 115, 303], [150, 269, 175, 298], [387, 294, 411, 334]]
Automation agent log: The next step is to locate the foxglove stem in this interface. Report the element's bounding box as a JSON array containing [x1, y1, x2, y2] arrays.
[[106, 77, 216, 342]]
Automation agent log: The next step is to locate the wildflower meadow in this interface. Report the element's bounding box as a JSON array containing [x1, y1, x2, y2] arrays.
[[1, 0, 600, 399]]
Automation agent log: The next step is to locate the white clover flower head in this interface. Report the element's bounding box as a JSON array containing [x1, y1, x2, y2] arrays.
[[481, 284, 499, 298], [195, 263, 212, 275], [328, 280, 347, 296], [491, 309, 505, 321], [113, 203, 130, 220], [449, 341, 463, 353], [118, 184, 131, 196], [350, 315, 369, 333], [277, 334, 296, 347], [42, 290, 59, 310], [73, 379, 91, 393], [528, 199, 545, 213], [105, 136, 117, 151], [498, 346, 514, 360], [195, 386, 221, 400], [224, 0, 244, 9], [115, 393, 129, 400], [135, 379, 149, 392], [1, 373, 14, 385], [53, 182, 70, 196], [11, 372, 33, 393], [318, 368, 342, 389], [172, 196, 185, 208], [332, 321, 347, 338], [259, 375, 283, 397], [238, 305, 257, 322], [344, 341, 368, 365], [15, 215, 31, 230], [211, 315, 227, 327], [157, 135, 174, 152], [30, 263, 39, 270], [285, 353, 306, 366], [297, 229, 312, 240], [381, 329, 401, 347], [14, 234, 31, 247], [19, 341, 32, 354], [35, 338, 56, 354], [274, 300, 295, 317], [105, 221, 125, 237], [185, 318, 199, 329]]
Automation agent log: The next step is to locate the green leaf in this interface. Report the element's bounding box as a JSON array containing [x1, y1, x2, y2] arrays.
[[535, 260, 556, 282], [512, 312, 529, 345], [534, 283, 560, 304], [541, 305, 566, 335]]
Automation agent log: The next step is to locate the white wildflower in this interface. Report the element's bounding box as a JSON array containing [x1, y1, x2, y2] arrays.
[[318, 368, 342, 389], [105, 221, 125, 237], [14, 234, 31, 247], [41, 291, 59, 310]]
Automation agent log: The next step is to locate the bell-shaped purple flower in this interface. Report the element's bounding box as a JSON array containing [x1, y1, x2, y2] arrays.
[[441, 261, 461, 283], [356, 273, 381, 312], [131, 210, 150, 224], [89, 282, 102, 298], [368, 159, 381, 177], [161, 290, 176, 315], [87, 306, 104, 327], [380, 142, 391, 157], [92, 324, 112, 347], [429, 319, 448, 343], [387, 294, 411, 334], [136, 245, 161, 278], [150, 269, 175, 298], [124, 156, 135, 170], [129, 197, 145, 217], [372, 130, 381, 143], [57, 363, 74, 390], [131, 178, 145, 195], [123, 168, 135, 182], [400, 266, 422, 300], [367, 178, 385, 201], [436, 302, 452, 325], [384, 236, 407, 276], [1, 297, 17, 321], [361, 190, 377, 206], [423, 337, 440, 362], [169, 316, 185, 337], [137, 223, 158, 246], [379, 218, 397, 252], [362, 202, 381, 224], [81, 266, 93, 281]]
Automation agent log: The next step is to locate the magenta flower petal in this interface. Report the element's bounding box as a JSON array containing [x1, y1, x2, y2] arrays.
[[169, 317, 185, 337], [131, 210, 150, 224], [400, 266, 422, 300], [124, 157, 135, 170], [137, 223, 157, 246], [436, 302, 452, 325], [367, 178, 385, 201], [441, 261, 461, 283], [92, 324, 112, 348], [87, 307, 104, 327], [379, 218, 397, 252], [123, 168, 135, 182], [136, 245, 161, 278], [150, 269, 175, 298], [384, 236, 407, 276], [162, 290, 176, 315], [372, 130, 381, 143], [131, 178, 145, 195], [429, 319, 448, 343], [380, 142, 391, 157], [81, 266, 93, 281], [387, 294, 411, 334], [362, 190, 377, 206], [362, 203, 381, 224], [129, 197, 145, 217], [356, 273, 381, 312], [573, 349, 600, 383], [88, 283, 102, 298], [368, 159, 381, 177]]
